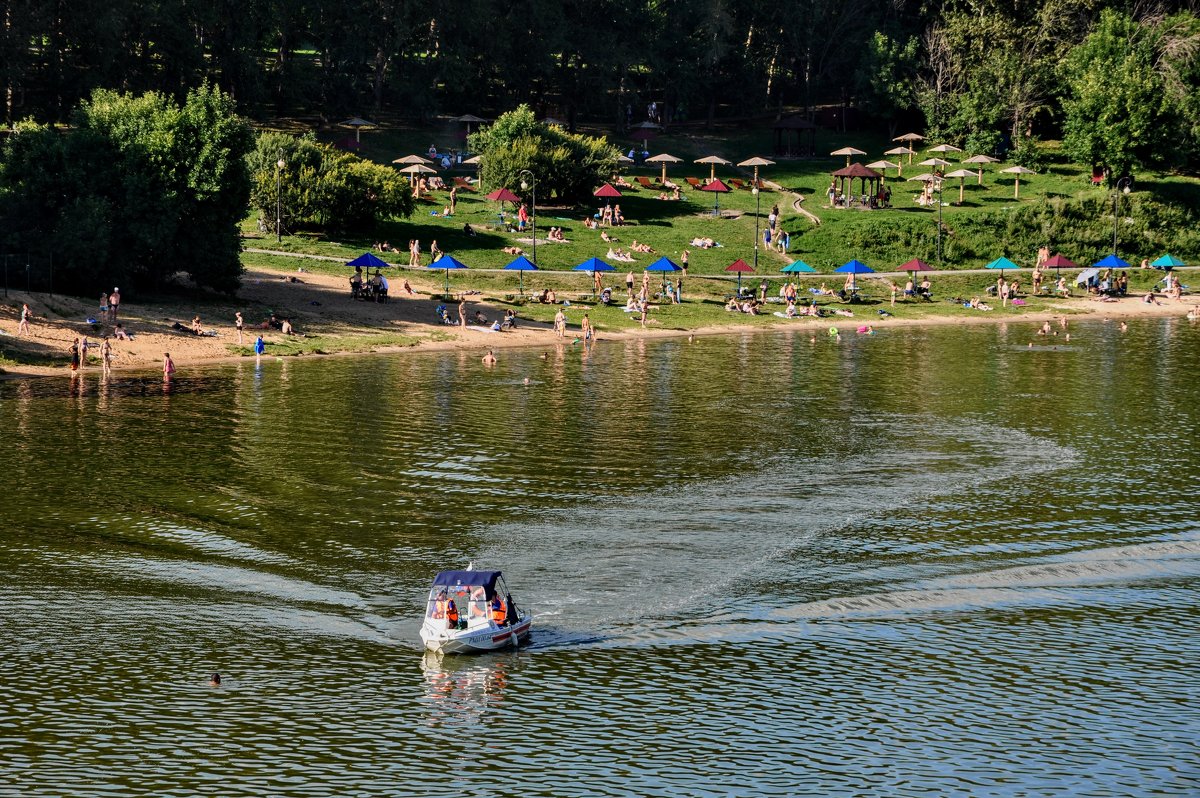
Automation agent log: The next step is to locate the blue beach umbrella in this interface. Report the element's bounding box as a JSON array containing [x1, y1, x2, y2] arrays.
[[834, 259, 874, 291], [574, 257, 615, 297], [347, 252, 390, 269], [1093, 253, 1130, 270], [430, 254, 469, 295], [645, 256, 682, 293], [504, 255, 538, 296], [645, 256, 682, 273], [1150, 253, 1186, 270]]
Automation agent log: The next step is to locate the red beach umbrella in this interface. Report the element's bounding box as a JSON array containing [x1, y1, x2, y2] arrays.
[[485, 187, 522, 203], [725, 258, 755, 292], [700, 178, 731, 215]]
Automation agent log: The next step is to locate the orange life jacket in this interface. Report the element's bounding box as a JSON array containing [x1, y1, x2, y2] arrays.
[[445, 600, 459, 626], [491, 598, 506, 625]]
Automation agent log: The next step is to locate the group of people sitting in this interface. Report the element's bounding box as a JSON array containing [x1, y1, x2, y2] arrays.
[[607, 247, 637, 263], [595, 205, 625, 226], [689, 237, 719, 249], [546, 227, 568, 242], [726, 297, 763, 314], [349, 267, 406, 301], [537, 289, 558, 304], [502, 245, 524, 256], [430, 587, 513, 630]]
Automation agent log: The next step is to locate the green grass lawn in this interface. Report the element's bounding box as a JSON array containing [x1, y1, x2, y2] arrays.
[[248, 121, 1198, 303]]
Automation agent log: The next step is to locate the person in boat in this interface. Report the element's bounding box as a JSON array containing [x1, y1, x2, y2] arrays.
[[468, 585, 487, 618], [432, 590, 460, 629], [491, 594, 508, 626]]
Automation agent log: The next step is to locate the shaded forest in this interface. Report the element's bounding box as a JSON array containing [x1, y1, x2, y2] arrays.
[[3, 1, 1197, 167]]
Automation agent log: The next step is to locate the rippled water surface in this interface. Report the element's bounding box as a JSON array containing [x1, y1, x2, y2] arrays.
[[2, 319, 1198, 796]]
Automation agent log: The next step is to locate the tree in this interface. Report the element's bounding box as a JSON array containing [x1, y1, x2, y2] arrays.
[[854, 31, 920, 138], [469, 105, 617, 204], [1062, 9, 1173, 178], [248, 132, 414, 235], [0, 84, 253, 293]]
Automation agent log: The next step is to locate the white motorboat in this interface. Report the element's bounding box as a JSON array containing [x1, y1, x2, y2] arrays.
[[419, 567, 532, 654]]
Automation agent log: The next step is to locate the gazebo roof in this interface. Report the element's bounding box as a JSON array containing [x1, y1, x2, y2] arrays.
[[832, 163, 883, 179]]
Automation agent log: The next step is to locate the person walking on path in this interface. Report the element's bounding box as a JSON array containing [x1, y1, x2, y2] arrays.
[[18, 303, 31, 336], [235, 312, 245, 344]]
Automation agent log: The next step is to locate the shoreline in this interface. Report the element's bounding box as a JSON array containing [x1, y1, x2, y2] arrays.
[[2, 266, 1196, 381]]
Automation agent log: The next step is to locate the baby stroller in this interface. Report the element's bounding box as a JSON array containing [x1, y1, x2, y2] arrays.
[[434, 304, 455, 325]]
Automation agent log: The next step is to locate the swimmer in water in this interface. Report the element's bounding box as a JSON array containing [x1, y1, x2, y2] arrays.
[[209, 673, 222, 686]]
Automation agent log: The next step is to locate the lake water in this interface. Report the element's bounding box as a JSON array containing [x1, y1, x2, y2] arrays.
[[1, 319, 1198, 796]]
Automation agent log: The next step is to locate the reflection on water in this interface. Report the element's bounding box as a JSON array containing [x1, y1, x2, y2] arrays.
[[1, 319, 1198, 796]]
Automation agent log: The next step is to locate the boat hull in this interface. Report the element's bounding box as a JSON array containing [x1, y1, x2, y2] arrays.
[[421, 615, 532, 654]]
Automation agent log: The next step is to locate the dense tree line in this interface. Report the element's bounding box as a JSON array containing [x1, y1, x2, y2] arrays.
[[0, 85, 252, 293], [3, 2, 1197, 170]]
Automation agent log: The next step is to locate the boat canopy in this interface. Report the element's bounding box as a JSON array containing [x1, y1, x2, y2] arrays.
[[432, 570, 502, 592]]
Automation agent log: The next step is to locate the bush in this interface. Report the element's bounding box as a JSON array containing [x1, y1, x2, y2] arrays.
[[249, 133, 414, 235], [469, 105, 618, 204], [0, 84, 253, 293]]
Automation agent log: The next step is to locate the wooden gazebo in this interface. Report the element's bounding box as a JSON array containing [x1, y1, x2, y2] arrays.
[[773, 116, 818, 157], [831, 162, 883, 206]]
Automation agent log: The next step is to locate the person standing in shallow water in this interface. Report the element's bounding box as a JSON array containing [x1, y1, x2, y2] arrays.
[[68, 338, 80, 371], [100, 338, 113, 377], [162, 352, 175, 379]]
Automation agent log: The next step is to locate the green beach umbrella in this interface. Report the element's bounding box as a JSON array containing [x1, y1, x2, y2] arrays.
[[986, 256, 1020, 278], [1150, 254, 1186, 269], [781, 260, 816, 274]]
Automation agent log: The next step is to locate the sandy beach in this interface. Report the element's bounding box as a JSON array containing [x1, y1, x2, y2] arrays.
[[1, 266, 1196, 380]]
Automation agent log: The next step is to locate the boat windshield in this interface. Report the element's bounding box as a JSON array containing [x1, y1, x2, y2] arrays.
[[425, 573, 514, 625]]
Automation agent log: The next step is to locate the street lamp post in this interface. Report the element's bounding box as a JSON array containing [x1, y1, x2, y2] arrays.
[[752, 183, 761, 272], [1113, 176, 1132, 255], [519, 169, 537, 265], [937, 178, 944, 267], [276, 150, 285, 243]]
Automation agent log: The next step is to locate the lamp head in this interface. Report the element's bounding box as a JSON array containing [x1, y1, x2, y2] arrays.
[[520, 180, 528, 191], [277, 158, 285, 169], [1122, 185, 1131, 195]]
